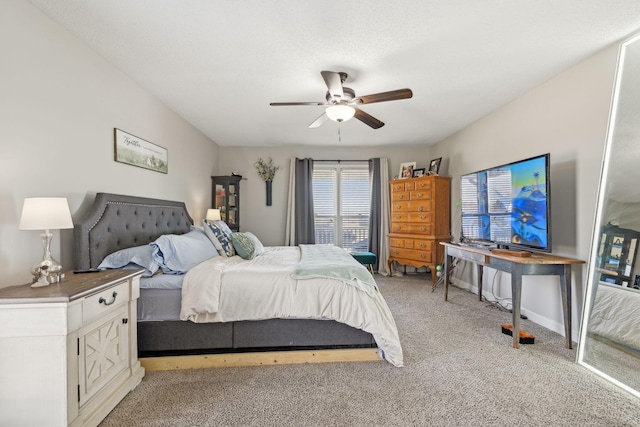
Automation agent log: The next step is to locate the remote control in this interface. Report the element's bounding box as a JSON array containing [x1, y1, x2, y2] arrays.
[[73, 269, 101, 274]]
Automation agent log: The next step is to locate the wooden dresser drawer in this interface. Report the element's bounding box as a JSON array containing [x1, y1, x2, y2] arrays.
[[390, 237, 406, 248], [412, 239, 433, 251], [391, 182, 405, 192], [83, 280, 130, 325], [389, 248, 433, 263], [408, 212, 432, 223], [410, 189, 432, 200], [414, 179, 432, 190], [391, 212, 409, 222], [391, 200, 432, 212], [392, 191, 410, 201], [390, 223, 433, 234]]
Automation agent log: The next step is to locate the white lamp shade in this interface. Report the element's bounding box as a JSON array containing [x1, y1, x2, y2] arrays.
[[19, 198, 73, 230], [206, 209, 221, 221], [326, 105, 356, 122]]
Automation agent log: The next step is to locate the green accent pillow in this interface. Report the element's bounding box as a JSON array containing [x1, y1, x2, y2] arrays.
[[231, 232, 265, 260]]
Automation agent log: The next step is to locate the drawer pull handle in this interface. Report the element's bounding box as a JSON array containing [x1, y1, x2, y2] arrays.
[[99, 291, 118, 306], [417, 193, 423, 197], [399, 194, 404, 199], [419, 226, 426, 231], [395, 204, 401, 209], [418, 206, 424, 212], [420, 254, 426, 259], [420, 243, 426, 248], [393, 250, 399, 255], [395, 215, 401, 220], [420, 183, 426, 187], [420, 215, 426, 220], [122, 318, 129, 324], [395, 226, 401, 230]]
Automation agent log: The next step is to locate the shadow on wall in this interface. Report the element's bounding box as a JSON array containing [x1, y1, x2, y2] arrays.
[[550, 159, 577, 249]]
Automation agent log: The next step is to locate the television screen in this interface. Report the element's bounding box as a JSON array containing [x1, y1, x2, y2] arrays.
[[460, 153, 551, 252]]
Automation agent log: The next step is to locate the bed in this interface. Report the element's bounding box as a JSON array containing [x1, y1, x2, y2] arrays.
[[587, 282, 640, 356], [73, 193, 403, 367]]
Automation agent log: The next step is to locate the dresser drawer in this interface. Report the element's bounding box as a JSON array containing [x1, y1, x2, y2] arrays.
[[83, 280, 130, 325], [392, 191, 410, 201], [408, 212, 432, 223], [391, 212, 409, 222], [390, 223, 433, 234], [389, 248, 433, 263], [412, 239, 433, 251], [414, 178, 432, 190], [410, 189, 432, 200], [391, 182, 405, 192], [390, 237, 406, 248], [391, 200, 432, 212]]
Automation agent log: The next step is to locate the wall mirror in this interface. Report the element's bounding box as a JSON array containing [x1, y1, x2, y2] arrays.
[[577, 32, 640, 398]]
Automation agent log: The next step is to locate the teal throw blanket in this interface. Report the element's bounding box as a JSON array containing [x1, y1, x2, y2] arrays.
[[292, 244, 378, 296]]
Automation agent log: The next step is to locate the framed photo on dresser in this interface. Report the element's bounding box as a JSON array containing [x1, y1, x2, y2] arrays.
[[399, 162, 416, 179]]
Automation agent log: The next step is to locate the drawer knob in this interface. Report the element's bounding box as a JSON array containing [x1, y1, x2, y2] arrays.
[[399, 194, 404, 199], [417, 193, 423, 197], [420, 243, 426, 248], [395, 204, 401, 209], [420, 215, 426, 220], [98, 291, 118, 306], [395, 225, 401, 230], [419, 226, 426, 231], [418, 206, 423, 212], [395, 215, 401, 220], [420, 253, 426, 259], [393, 250, 399, 255], [420, 183, 426, 187]]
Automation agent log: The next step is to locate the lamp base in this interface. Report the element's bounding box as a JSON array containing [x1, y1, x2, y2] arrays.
[[30, 231, 63, 286]]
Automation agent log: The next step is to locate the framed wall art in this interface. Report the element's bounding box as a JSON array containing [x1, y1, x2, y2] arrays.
[[114, 128, 168, 174]]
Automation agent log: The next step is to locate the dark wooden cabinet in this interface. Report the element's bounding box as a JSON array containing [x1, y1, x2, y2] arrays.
[[211, 175, 241, 232], [597, 224, 640, 288]]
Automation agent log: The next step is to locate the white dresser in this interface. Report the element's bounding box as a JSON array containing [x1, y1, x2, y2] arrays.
[[0, 270, 145, 427]]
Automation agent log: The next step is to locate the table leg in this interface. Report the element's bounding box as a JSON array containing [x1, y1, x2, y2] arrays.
[[477, 264, 483, 301], [444, 251, 451, 301], [559, 265, 572, 349], [511, 264, 523, 349]]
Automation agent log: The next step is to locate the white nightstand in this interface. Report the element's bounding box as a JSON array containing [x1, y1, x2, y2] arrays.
[[0, 269, 145, 427]]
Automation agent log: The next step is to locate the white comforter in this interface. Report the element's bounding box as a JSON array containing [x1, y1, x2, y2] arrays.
[[180, 246, 403, 367], [588, 283, 640, 351]]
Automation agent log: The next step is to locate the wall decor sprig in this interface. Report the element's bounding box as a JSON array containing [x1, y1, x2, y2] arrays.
[[254, 157, 280, 181]]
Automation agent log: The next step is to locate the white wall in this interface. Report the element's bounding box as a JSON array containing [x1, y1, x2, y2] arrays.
[[0, 1, 219, 288], [429, 44, 620, 339]]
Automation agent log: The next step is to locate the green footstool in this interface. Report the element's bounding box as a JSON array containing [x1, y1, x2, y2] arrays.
[[352, 252, 377, 274]]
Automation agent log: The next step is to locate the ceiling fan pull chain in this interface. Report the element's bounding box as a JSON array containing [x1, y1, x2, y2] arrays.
[[338, 124, 341, 143]]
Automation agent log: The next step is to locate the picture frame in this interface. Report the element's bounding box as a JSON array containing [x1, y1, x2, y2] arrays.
[[428, 157, 442, 175], [399, 162, 417, 179], [114, 128, 168, 174], [412, 168, 426, 178]]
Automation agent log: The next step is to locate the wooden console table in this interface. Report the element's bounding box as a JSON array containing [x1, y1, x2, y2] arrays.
[[441, 242, 584, 349]]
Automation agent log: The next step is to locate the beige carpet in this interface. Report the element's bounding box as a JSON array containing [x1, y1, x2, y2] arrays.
[[100, 274, 640, 426]]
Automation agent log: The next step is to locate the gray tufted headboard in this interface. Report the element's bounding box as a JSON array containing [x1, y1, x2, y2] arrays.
[[73, 193, 194, 270]]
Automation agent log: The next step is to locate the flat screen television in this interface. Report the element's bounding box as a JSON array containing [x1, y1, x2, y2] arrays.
[[460, 153, 551, 252]]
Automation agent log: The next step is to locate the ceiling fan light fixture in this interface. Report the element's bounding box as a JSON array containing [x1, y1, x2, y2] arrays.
[[326, 105, 355, 122]]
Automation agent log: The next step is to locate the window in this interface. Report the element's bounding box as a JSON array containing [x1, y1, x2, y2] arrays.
[[313, 162, 370, 252]]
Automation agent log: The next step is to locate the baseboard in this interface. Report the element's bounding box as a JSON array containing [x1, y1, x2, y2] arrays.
[[140, 348, 381, 371]]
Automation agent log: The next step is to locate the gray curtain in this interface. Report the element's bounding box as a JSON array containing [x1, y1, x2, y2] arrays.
[[294, 158, 315, 244], [368, 157, 391, 275], [369, 158, 381, 270]]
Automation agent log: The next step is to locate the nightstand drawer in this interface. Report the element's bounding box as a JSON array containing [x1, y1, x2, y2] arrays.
[[83, 280, 130, 325]]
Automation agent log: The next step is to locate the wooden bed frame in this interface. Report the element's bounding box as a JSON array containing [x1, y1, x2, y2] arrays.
[[73, 193, 378, 369]]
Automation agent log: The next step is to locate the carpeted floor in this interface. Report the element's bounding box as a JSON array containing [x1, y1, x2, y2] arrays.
[[100, 274, 640, 426]]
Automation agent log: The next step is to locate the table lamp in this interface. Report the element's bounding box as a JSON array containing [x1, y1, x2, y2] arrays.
[[19, 197, 73, 287], [206, 209, 221, 221]]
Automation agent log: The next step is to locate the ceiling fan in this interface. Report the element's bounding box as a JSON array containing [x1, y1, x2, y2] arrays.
[[270, 71, 413, 129]]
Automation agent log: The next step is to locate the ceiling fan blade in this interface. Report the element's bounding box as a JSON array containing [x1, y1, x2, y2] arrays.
[[321, 70, 344, 100], [309, 112, 329, 128], [270, 102, 326, 106], [355, 88, 413, 105], [354, 107, 384, 129]]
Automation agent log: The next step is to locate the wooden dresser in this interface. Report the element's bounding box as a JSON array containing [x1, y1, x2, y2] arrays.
[[388, 175, 451, 277]]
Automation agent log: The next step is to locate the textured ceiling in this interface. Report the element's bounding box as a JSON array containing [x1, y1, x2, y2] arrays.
[[28, 0, 640, 148]]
